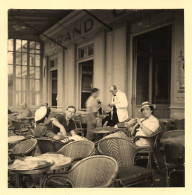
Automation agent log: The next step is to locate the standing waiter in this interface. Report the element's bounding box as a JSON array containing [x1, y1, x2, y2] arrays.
[[109, 85, 128, 126]]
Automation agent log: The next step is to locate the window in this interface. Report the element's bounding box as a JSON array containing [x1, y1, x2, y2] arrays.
[[8, 39, 42, 107], [79, 60, 93, 109], [78, 44, 94, 60]]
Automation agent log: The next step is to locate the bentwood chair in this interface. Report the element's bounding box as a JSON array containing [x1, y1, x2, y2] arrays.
[[57, 140, 95, 162], [161, 130, 185, 186], [97, 137, 153, 187], [133, 127, 161, 170], [9, 138, 37, 160], [43, 155, 118, 188], [36, 137, 67, 154]]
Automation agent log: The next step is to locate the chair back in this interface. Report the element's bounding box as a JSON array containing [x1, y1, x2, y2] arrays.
[[57, 140, 95, 160], [149, 127, 161, 150], [97, 137, 140, 167], [73, 120, 84, 136], [175, 119, 185, 130], [11, 138, 37, 156], [36, 138, 65, 154], [162, 130, 184, 164], [44, 155, 118, 187]]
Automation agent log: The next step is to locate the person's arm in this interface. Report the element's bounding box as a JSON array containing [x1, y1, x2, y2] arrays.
[[70, 130, 77, 136], [136, 118, 159, 137], [115, 92, 128, 109], [51, 118, 67, 135]]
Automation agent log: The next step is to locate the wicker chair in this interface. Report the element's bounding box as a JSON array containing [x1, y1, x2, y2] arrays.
[[36, 137, 67, 154], [73, 120, 85, 137], [175, 119, 185, 130], [133, 127, 161, 170], [57, 140, 95, 162], [43, 155, 118, 188], [9, 138, 37, 160], [161, 130, 185, 186], [97, 137, 153, 187], [12, 119, 33, 136]]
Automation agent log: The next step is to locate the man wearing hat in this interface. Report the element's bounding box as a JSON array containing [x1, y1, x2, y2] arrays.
[[34, 106, 60, 140], [130, 101, 160, 147]]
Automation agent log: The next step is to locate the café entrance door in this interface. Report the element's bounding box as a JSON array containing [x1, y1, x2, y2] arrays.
[[132, 25, 172, 118]]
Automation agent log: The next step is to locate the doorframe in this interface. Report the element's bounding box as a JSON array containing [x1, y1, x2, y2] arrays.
[[129, 22, 174, 118], [47, 55, 58, 107]]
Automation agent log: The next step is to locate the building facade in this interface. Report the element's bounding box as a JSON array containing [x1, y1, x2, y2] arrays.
[[21, 9, 184, 119]]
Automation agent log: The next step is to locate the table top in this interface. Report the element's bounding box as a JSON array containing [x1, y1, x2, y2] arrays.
[[8, 158, 53, 174], [9, 153, 72, 174], [8, 136, 25, 144], [91, 127, 118, 134], [161, 134, 184, 147], [159, 118, 175, 123]]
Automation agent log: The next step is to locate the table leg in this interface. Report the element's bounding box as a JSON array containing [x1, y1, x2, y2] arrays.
[[15, 173, 20, 188]]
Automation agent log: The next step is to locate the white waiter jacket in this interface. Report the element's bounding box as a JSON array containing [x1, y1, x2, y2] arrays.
[[111, 90, 129, 122]]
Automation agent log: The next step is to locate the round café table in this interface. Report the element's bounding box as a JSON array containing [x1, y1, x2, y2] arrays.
[[90, 127, 119, 142], [8, 154, 72, 188]]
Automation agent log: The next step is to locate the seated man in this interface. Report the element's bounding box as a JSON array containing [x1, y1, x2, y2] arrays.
[[34, 106, 61, 140], [17, 103, 32, 119], [52, 106, 78, 138]]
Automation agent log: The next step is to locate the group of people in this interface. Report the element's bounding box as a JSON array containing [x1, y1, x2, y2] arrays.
[[9, 84, 160, 147]]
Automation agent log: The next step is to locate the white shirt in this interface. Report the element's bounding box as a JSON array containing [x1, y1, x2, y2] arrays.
[[135, 115, 159, 147], [111, 90, 128, 122]]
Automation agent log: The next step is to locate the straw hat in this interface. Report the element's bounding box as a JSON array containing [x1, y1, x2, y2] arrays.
[[140, 101, 156, 112], [35, 106, 47, 122]]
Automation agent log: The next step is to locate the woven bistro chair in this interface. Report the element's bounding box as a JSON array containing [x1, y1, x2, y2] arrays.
[[57, 140, 95, 162], [43, 155, 118, 188], [133, 127, 161, 170], [161, 130, 185, 186], [9, 138, 37, 160], [36, 137, 68, 154], [97, 137, 153, 187], [73, 120, 85, 137]]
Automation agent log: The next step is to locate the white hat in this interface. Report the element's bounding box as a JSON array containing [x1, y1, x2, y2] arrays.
[[140, 101, 156, 112], [35, 106, 47, 122]]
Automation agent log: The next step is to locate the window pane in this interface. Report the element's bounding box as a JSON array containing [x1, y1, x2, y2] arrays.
[[16, 39, 22, 52], [21, 92, 26, 104], [35, 93, 40, 105], [16, 66, 22, 78], [22, 66, 27, 78], [21, 78, 26, 91], [35, 80, 40, 91], [16, 92, 21, 106], [22, 53, 27, 65], [81, 92, 91, 109], [16, 79, 21, 91], [35, 67, 40, 79], [82, 75, 92, 91], [36, 42, 40, 49], [8, 65, 13, 106], [8, 52, 13, 64], [29, 67, 35, 78], [30, 41, 35, 49], [16, 52, 21, 65], [22, 40, 28, 52], [30, 49, 36, 54], [30, 79, 35, 91], [30, 54, 35, 66], [8, 39, 14, 51], [152, 57, 170, 104], [88, 45, 94, 56], [35, 55, 40, 66], [30, 92, 35, 105], [136, 56, 149, 105]]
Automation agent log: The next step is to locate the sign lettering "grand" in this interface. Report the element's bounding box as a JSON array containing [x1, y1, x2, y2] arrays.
[[50, 18, 94, 48]]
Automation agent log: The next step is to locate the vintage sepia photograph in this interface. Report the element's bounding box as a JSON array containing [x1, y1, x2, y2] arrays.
[[7, 9, 185, 188]]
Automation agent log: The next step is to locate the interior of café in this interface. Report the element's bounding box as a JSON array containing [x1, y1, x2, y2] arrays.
[[8, 9, 185, 188]]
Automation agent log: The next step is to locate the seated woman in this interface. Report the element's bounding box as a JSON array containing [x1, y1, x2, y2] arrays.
[[129, 101, 160, 147]]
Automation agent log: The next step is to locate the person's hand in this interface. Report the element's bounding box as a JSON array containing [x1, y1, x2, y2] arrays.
[[59, 127, 67, 136], [109, 103, 115, 107], [136, 118, 142, 126]]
